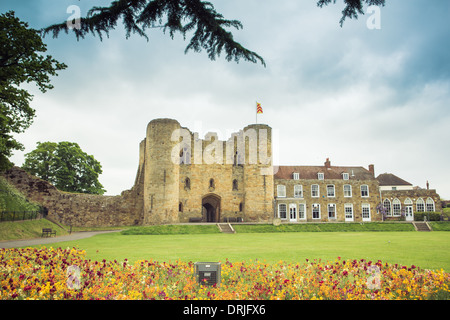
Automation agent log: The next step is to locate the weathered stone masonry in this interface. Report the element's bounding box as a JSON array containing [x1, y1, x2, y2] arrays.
[[2, 166, 143, 227]]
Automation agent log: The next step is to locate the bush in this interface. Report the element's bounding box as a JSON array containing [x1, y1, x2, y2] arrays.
[[414, 212, 441, 221]]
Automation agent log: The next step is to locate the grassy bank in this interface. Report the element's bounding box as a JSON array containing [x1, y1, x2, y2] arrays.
[[0, 219, 68, 241], [429, 221, 450, 231], [0, 176, 41, 212]]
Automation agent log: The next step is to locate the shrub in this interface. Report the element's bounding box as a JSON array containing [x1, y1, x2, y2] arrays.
[[414, 212, 441, 222]]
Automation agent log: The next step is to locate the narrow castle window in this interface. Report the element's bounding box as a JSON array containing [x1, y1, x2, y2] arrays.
[[179, 202, 183, 212], [232, 179, 238, 191], [209, 178, 215, 189], [179, 147, 191, 164], [184, 177, 191, 190], [239, 202, 243, 212]]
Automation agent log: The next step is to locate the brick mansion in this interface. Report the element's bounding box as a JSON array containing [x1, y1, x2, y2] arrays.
[[2, 118, 442, 227]]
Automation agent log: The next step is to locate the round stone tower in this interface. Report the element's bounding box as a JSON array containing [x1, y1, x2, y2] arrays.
[[242, 123, 274, 221], [143, 118, 181, 224]]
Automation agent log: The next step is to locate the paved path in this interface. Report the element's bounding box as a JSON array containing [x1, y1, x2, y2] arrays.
[[0, 230, 122, 249]]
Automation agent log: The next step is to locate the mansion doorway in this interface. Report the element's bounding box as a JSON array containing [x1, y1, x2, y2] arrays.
[[202, 194, 221, 222]]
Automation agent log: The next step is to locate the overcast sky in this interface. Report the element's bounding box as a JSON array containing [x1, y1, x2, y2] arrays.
[[2, 1, 450, 199]]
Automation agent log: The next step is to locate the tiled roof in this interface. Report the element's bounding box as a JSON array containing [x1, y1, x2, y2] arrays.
[[376, 173, 412, 186], [274, 165, 375, 180]]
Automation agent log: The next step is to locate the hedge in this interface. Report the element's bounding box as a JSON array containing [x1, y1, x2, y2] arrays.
[[414, 212, 441, 221]]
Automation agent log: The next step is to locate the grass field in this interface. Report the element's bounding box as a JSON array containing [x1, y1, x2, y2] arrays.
[[35, 229, 450, 272]]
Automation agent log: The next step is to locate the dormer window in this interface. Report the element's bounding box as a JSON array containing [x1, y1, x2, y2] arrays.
[[317, 173, 324, 180], [342, 173, 349, 180], [293, 172, 300, 180]]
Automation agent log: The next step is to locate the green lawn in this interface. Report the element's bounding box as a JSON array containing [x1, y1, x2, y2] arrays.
[[34, 230, 450, 272]]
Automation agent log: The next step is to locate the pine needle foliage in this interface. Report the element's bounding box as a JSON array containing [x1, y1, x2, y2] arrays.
[[317, 0, 385, 27], [42, 0, 266, 66]]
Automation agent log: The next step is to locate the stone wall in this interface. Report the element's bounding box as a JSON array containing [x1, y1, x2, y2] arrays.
[[2, 166, 143, 227]]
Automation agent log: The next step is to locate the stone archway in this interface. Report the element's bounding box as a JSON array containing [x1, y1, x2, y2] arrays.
[[202, 194, 221, 222]]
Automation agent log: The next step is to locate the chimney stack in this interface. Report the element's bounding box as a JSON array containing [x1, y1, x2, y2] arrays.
[[324, 158, 331, 169], [426, 180, 429, 190], [368, 164, 375, 176]]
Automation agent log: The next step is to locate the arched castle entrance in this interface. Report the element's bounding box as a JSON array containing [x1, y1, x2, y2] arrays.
[[202, 194, 221, 222]]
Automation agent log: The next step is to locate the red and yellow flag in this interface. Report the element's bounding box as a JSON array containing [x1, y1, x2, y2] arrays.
[[256, 102, 263, 114]]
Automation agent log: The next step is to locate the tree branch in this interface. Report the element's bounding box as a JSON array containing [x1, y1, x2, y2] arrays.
[[42, 0, 265, 66]]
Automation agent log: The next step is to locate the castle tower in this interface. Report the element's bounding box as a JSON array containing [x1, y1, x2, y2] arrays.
[[143, 119, 181, 224], [242, 124, 274, 221]]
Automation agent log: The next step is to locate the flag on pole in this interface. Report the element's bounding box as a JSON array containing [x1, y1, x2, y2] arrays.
[[256, 102, 263, 114]]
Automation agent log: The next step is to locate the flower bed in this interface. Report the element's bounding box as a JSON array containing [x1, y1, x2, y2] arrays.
[[1, 247, 449, 300]]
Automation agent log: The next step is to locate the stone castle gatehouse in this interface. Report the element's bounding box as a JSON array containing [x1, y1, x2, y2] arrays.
[[135, 118, 274, 225]]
